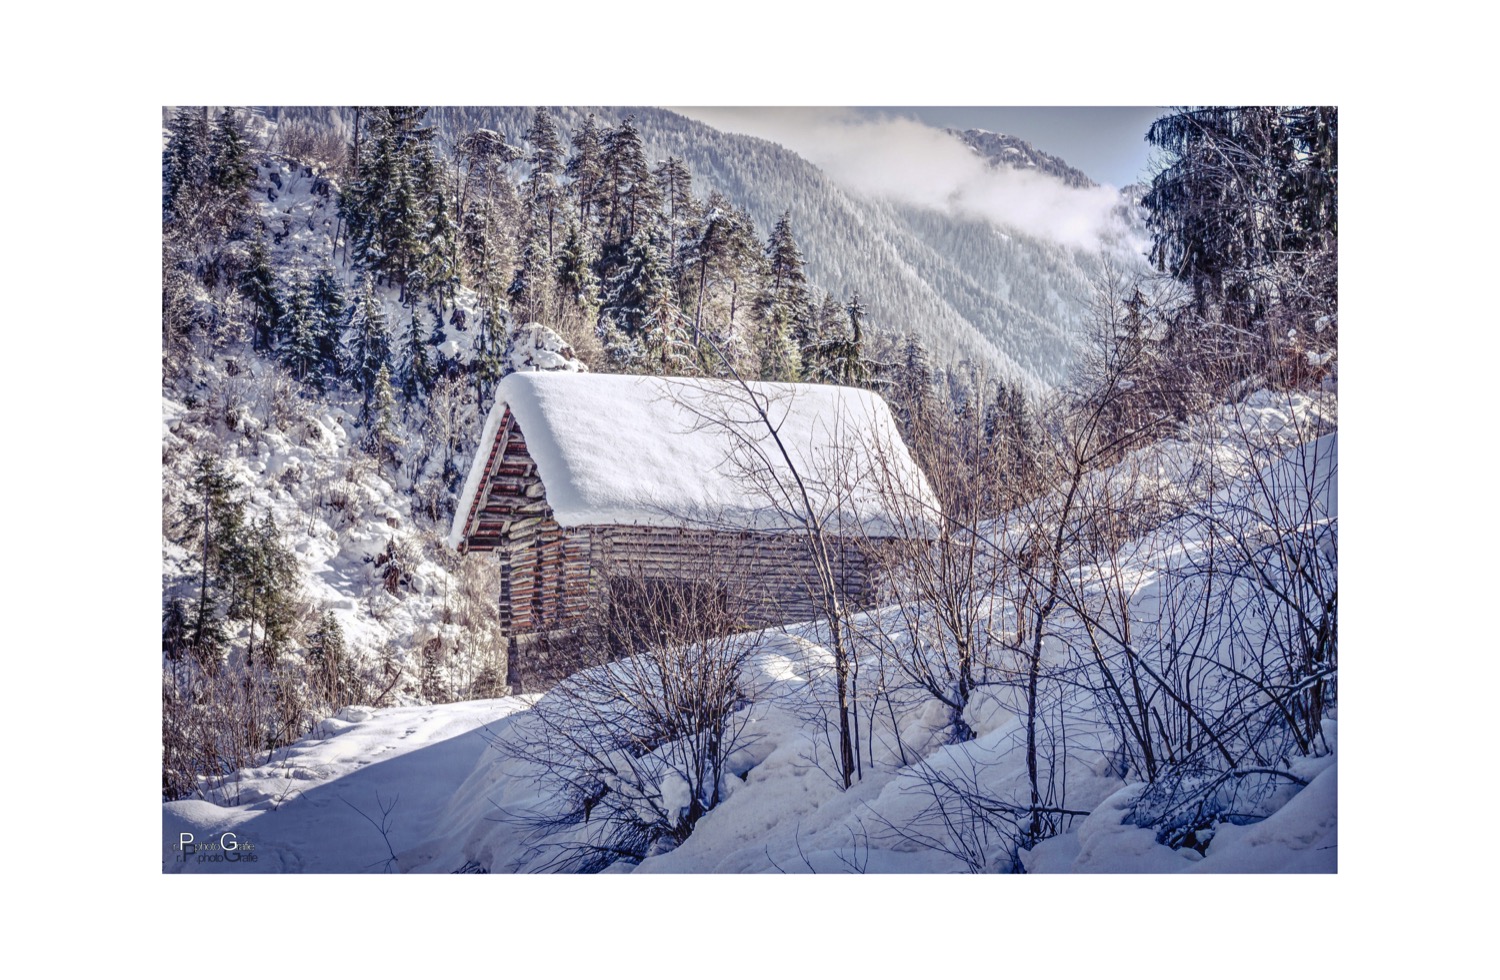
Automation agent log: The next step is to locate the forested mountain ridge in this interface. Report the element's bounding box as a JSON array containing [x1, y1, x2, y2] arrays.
[[258, 105, 1150, 387], [955, 128, 1098, 189]]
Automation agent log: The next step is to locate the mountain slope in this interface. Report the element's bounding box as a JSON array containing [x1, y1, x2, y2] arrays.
[[164, 391, 1337, 874], [955, 128, 1098, 188], [571, 107, 1151, 387], [266, 105, 1152, 387]]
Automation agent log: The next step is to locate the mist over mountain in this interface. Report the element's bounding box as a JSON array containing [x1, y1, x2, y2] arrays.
[[265, 105, 1151, 386], [566, 107, 1150, 387]]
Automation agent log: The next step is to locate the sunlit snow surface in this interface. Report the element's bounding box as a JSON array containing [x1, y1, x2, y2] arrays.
[[163, 633, 1334, 873], [164, 698, 532, 873], [166, 392, 1335, 874]]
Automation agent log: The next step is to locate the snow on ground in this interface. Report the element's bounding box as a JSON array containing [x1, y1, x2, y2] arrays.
[[165, 387, 1336, 873], [1022, 743, 1336, 873], [163, 698, 530, 873], [165, 617, 1333, 873]]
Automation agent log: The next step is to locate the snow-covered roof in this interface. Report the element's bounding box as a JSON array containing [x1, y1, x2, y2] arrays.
[[449, 372, 937, 547]]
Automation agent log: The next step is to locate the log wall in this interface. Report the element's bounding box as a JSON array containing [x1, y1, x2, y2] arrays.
[[461, 409, 886, 637]]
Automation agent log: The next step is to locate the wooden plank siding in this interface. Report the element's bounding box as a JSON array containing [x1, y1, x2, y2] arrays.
[[460, 409, 887, 639]]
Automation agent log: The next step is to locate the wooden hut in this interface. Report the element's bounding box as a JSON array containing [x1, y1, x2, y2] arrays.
[[449, 372, 936, 669]]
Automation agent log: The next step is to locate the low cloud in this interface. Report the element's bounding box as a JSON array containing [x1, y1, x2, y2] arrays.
[[676, 107, 1130, 251]]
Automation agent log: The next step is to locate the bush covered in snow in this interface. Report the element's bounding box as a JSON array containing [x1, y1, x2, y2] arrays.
[[498, 578, 763, 871]]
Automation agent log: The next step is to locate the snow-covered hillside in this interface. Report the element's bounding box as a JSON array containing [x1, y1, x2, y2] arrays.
[[164, 390, 1336, 873], [161, 149, 522, 800]]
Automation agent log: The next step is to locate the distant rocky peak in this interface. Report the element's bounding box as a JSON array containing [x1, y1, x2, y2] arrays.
[[953, 129, 1096, 189]]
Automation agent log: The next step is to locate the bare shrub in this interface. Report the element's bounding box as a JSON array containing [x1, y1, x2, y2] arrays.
[[502, 571, 761, 872], [1051, 376, 1337, 849], [271, 118, 347, 171], [854, 264, 1336, 865], [857, 378, 1008, 750], [442, 551, 510, 699], [162, 656, 318, 804], [667, 369, 876, 789]]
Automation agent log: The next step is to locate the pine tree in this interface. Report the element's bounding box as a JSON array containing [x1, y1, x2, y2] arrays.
[[604, 231, 689, 372], [204, 105, 256, 240], [346, 276, 392, 415], [208, 109, 256, 192], [179, 453, 246, 665], [554, 216, 601, 339], [163, 106, 210, 218], [508, 222, 557, 324], [654, 156, 699, 286], [522, 107, 566, 260], [240, 514, 299, 670], [187, 106, 258, 246], [846, 292, 866, 349], [343, 107, 450, 304], [472, 299, 509, 404], [307, 610, 348, 706], [401, 308, 435, 401], [366, 364, 399, 463], [416, 137, 461, 308], [759, 211, 811, 332], [837, 292, 871, 386], [751, 313, 801, 382], [800, 291, 843, 380], [280, 270, 321, 384], [753, 211, 811, 380], [598, 314, 643, 372], [983, 381, 1038, 490], [1142, 105, 1338, 376], [309, 267, 347, 381], [566, 113, 607, 236], [508, 109, 572, 325], [162, 597, 191, 663], [600, 117, 660, 256], [421, 641, 449, 703], [892, 333, 934, 429], [456, 128, 521, 308], [807, 292, 869, 386], [683, 194, 763, 373], [240, 237, 283, 351]]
